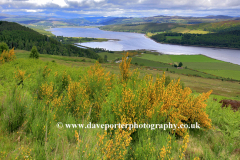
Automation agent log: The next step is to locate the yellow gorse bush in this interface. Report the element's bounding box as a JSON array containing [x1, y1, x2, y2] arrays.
[[179, 132, 190, 159], [83, 61, 114, 122], [119, 52, 132, 82], [38, 82, 57, 104], [66, 80, 90, 119], [0, 47, 16, 64], [14, 68, 30, 87], [110, 53, 212, 137], [95, 53, 212, 159], [14, 69, 26, 83], [97, 129, 132, 160]]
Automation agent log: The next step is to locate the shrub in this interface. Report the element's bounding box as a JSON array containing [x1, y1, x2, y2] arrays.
[[0, 42, 9, 53], [104, 55, 108, 62], [178, 62, 183, 67], [0, 48, 16, 64], [98, 57, 104, 63], [29, 46, 39, 59]]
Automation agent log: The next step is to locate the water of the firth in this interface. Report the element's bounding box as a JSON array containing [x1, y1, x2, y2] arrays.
[[47, 27, 240, 65]]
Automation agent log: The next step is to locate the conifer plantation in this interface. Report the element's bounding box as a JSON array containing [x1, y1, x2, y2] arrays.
[[0, 50, 239, 159], [0, 21, 100, 59]]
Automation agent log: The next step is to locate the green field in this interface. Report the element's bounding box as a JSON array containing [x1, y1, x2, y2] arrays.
[[169, 55, 223, 62], [199, 70, 240, 80], [137, 54, 173, 63], [168, 55, 240, 80], [98, 52, 123, 61], [132, 54, 240, 81], [131, 57, 172, 68], [170, 27, 210, 34], [145, 32, 164, 37], [100, 53, 240, 81]]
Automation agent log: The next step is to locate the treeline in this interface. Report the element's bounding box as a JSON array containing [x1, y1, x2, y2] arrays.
[[151, 30, 240, 48], [0, 21, 100, 59], [53, 36, 98, 45]]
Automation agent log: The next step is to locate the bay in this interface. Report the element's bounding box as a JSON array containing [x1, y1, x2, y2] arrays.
[[47, 27, 240, 65]]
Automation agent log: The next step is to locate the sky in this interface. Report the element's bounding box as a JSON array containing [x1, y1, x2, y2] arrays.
[[0, 0, 240, 18]]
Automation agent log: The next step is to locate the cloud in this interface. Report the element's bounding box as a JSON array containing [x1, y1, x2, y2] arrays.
[[0, 0, 240, 17], [25, 9, 45, 12]]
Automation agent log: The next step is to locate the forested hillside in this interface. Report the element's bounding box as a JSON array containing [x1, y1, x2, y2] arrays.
[[0, 21, 100, 59], [151, 30, 240, 48]]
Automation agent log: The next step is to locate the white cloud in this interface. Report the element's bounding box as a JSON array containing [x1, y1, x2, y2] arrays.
[[26, 9, 44, 12], [0, 0, 240, 17], [27, 0, 68, 7]]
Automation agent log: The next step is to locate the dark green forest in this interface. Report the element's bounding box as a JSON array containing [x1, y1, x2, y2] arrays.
[[151, 30, 240, 48], [0, 21, 100, 59]]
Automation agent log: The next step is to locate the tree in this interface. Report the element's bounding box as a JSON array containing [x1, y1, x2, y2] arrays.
[[104, 55, 108, 62], [29, 46, 39, 59], [178, 62, 183, 67], [98, 57, 104, 63], [42, 49, 47, 55], [0, 42, 9, 53]]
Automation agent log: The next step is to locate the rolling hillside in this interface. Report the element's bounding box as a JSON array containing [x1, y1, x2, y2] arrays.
[[99, 23, 181, 33]]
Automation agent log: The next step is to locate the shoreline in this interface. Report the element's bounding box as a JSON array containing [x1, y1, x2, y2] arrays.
[[144, 34, 240, 50]]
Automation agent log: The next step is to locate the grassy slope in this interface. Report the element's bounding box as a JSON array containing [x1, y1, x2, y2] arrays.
[[29, 27, 54, 36], [14, 50, 240, 98], [124, 53, 240, 81], [187, 20, 240, 32], [169, 20, 240, 34], [137, 54, 173, 64], [1, 50, 240, 160], [170, 27, 211, 34], [169, 55, 240, 80]]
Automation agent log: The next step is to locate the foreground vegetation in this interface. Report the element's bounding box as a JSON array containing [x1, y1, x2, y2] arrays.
[[0, 50, 240, 159], [14, 49, 240, 98]]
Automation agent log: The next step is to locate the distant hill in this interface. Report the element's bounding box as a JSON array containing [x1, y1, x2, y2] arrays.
[[203, 15, 234, 19], [1, 13, 239, 27], [99, 23, 181, 33], [187, 20, 240, 32], [100, 15, 238, 25], [0, 21, 100, 59]]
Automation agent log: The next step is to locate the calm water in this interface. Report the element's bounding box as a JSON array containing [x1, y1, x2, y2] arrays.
[[47, 28, 240, 65]]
